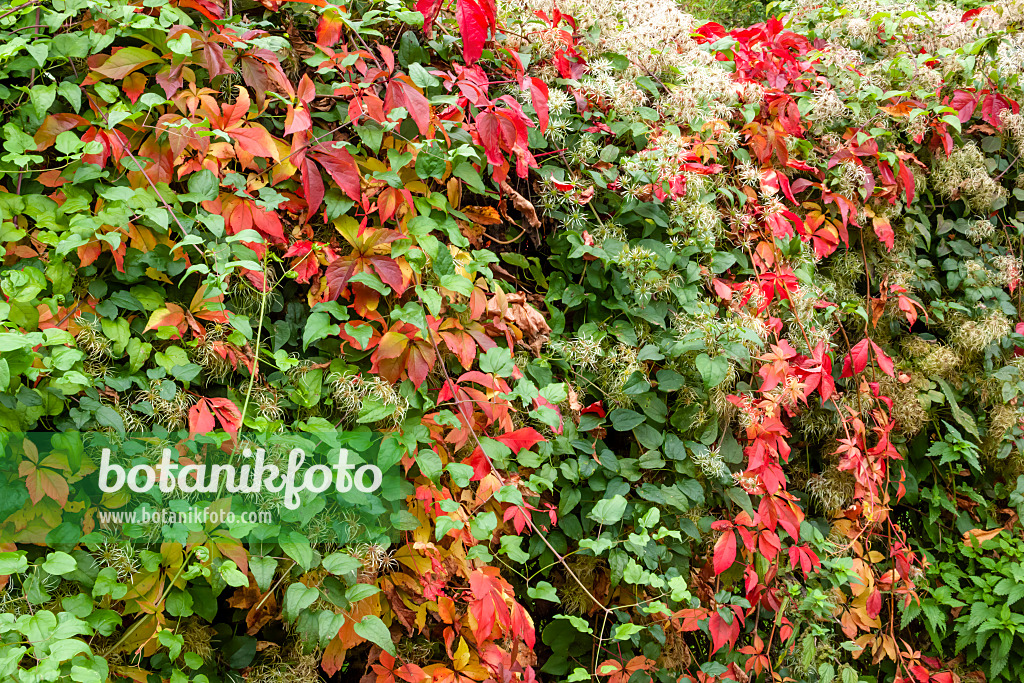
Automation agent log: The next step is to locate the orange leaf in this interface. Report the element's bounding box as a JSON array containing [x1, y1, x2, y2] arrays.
[[144, 303, 188, 336]]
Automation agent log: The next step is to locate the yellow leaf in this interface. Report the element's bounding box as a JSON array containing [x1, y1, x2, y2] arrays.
[[146, 267, 173, 284], [453, 637, 470, 669]]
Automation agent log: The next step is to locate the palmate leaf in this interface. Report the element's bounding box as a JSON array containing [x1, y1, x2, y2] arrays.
[[369, 323, 436, 388], [18, 457, 70, 506], [323, 217, 410, 299]]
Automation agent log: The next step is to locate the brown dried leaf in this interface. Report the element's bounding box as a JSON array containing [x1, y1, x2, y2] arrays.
[[457, 220, 486, 249], [962, 527, 1002, 547], [382, 581, 418, 635], [227, 581, 262, 610], [566, 384, 583, 412], [228, 580, 279, 635], [499, 181, 541, 229], [246, 592, 278, 635], [504, 292, 550, 356]]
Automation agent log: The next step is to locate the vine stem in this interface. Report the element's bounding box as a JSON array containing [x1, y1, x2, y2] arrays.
[[237, 249, 271, 430], [0, 0, 42, 22]]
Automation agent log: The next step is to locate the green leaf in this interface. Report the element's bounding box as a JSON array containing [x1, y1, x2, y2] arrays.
[[554, 614, 594, 634], [25, 42, 49, 67], [42, 552, 77, 576], [500, 535, 530, 562], [479, 347, 515, 376], [322, 553, 361, 575], [167, 33, 193, 56], [527, 581, 560, 603], [46, 638, 90, 662], [353, 615, 395, 656], [219, 560, 249, 588], [317, 611, 346, 646], [612, 623, 644, 640], [696, 353, 730, 388], [936, 378, 981, 440], [224, 636, 257, 669], [589, 495, 628, 525], [283, 583, 319, 621], [186, 169, 220, 202], [345, 583, 381, 603], [609, 409, 645, 431], [408, 62, 439, 88], [280, 532, 315, 571], [303, 311, 339, 350], [435, 515, 463, 539], [249, 557, 278, 592]]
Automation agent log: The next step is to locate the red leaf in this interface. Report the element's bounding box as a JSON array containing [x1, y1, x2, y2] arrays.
[[416, 0, 445, 35], [455, 0, 495, 64], [384, 76, 431, 135], [301, 158, 325, 216], [708, 611, 738, 654], [840, 338, 870, 378], [897, 293, 927, 327], [949, 89, 977, 123], [713, 529, 737, 575], [316, 7, 346, 46], [311, 144, 362, 202], [190, 282, 230, 325], [468, 569, 511, 644], [870, 340, 895, 377], [284, 87, 314, 135], [18, 451, 70, 507], [144, 303, 188, 336], [525, 76, 549, 132], [33, 114, 88, 150], [218, 195, 287, 246], [866, 588, 882, 618], [495, 427, 545, 454], [464, 447, 493, 481], [475, 111, 507, 168], [898, 157, 916, 205], [369, 255, 409, 293], [123, 73, 147, 104], [189, 399, 217, 438], [982, 92, 1019, 128], [232, 125, 280, 160], [872, 215, 894, 250], [370, 326, 436, 388], [284, 240, 321, 284], [209, 397, 243, 435]]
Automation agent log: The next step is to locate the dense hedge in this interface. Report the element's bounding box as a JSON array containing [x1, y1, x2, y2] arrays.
[[3, 0, 1024, 683]]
